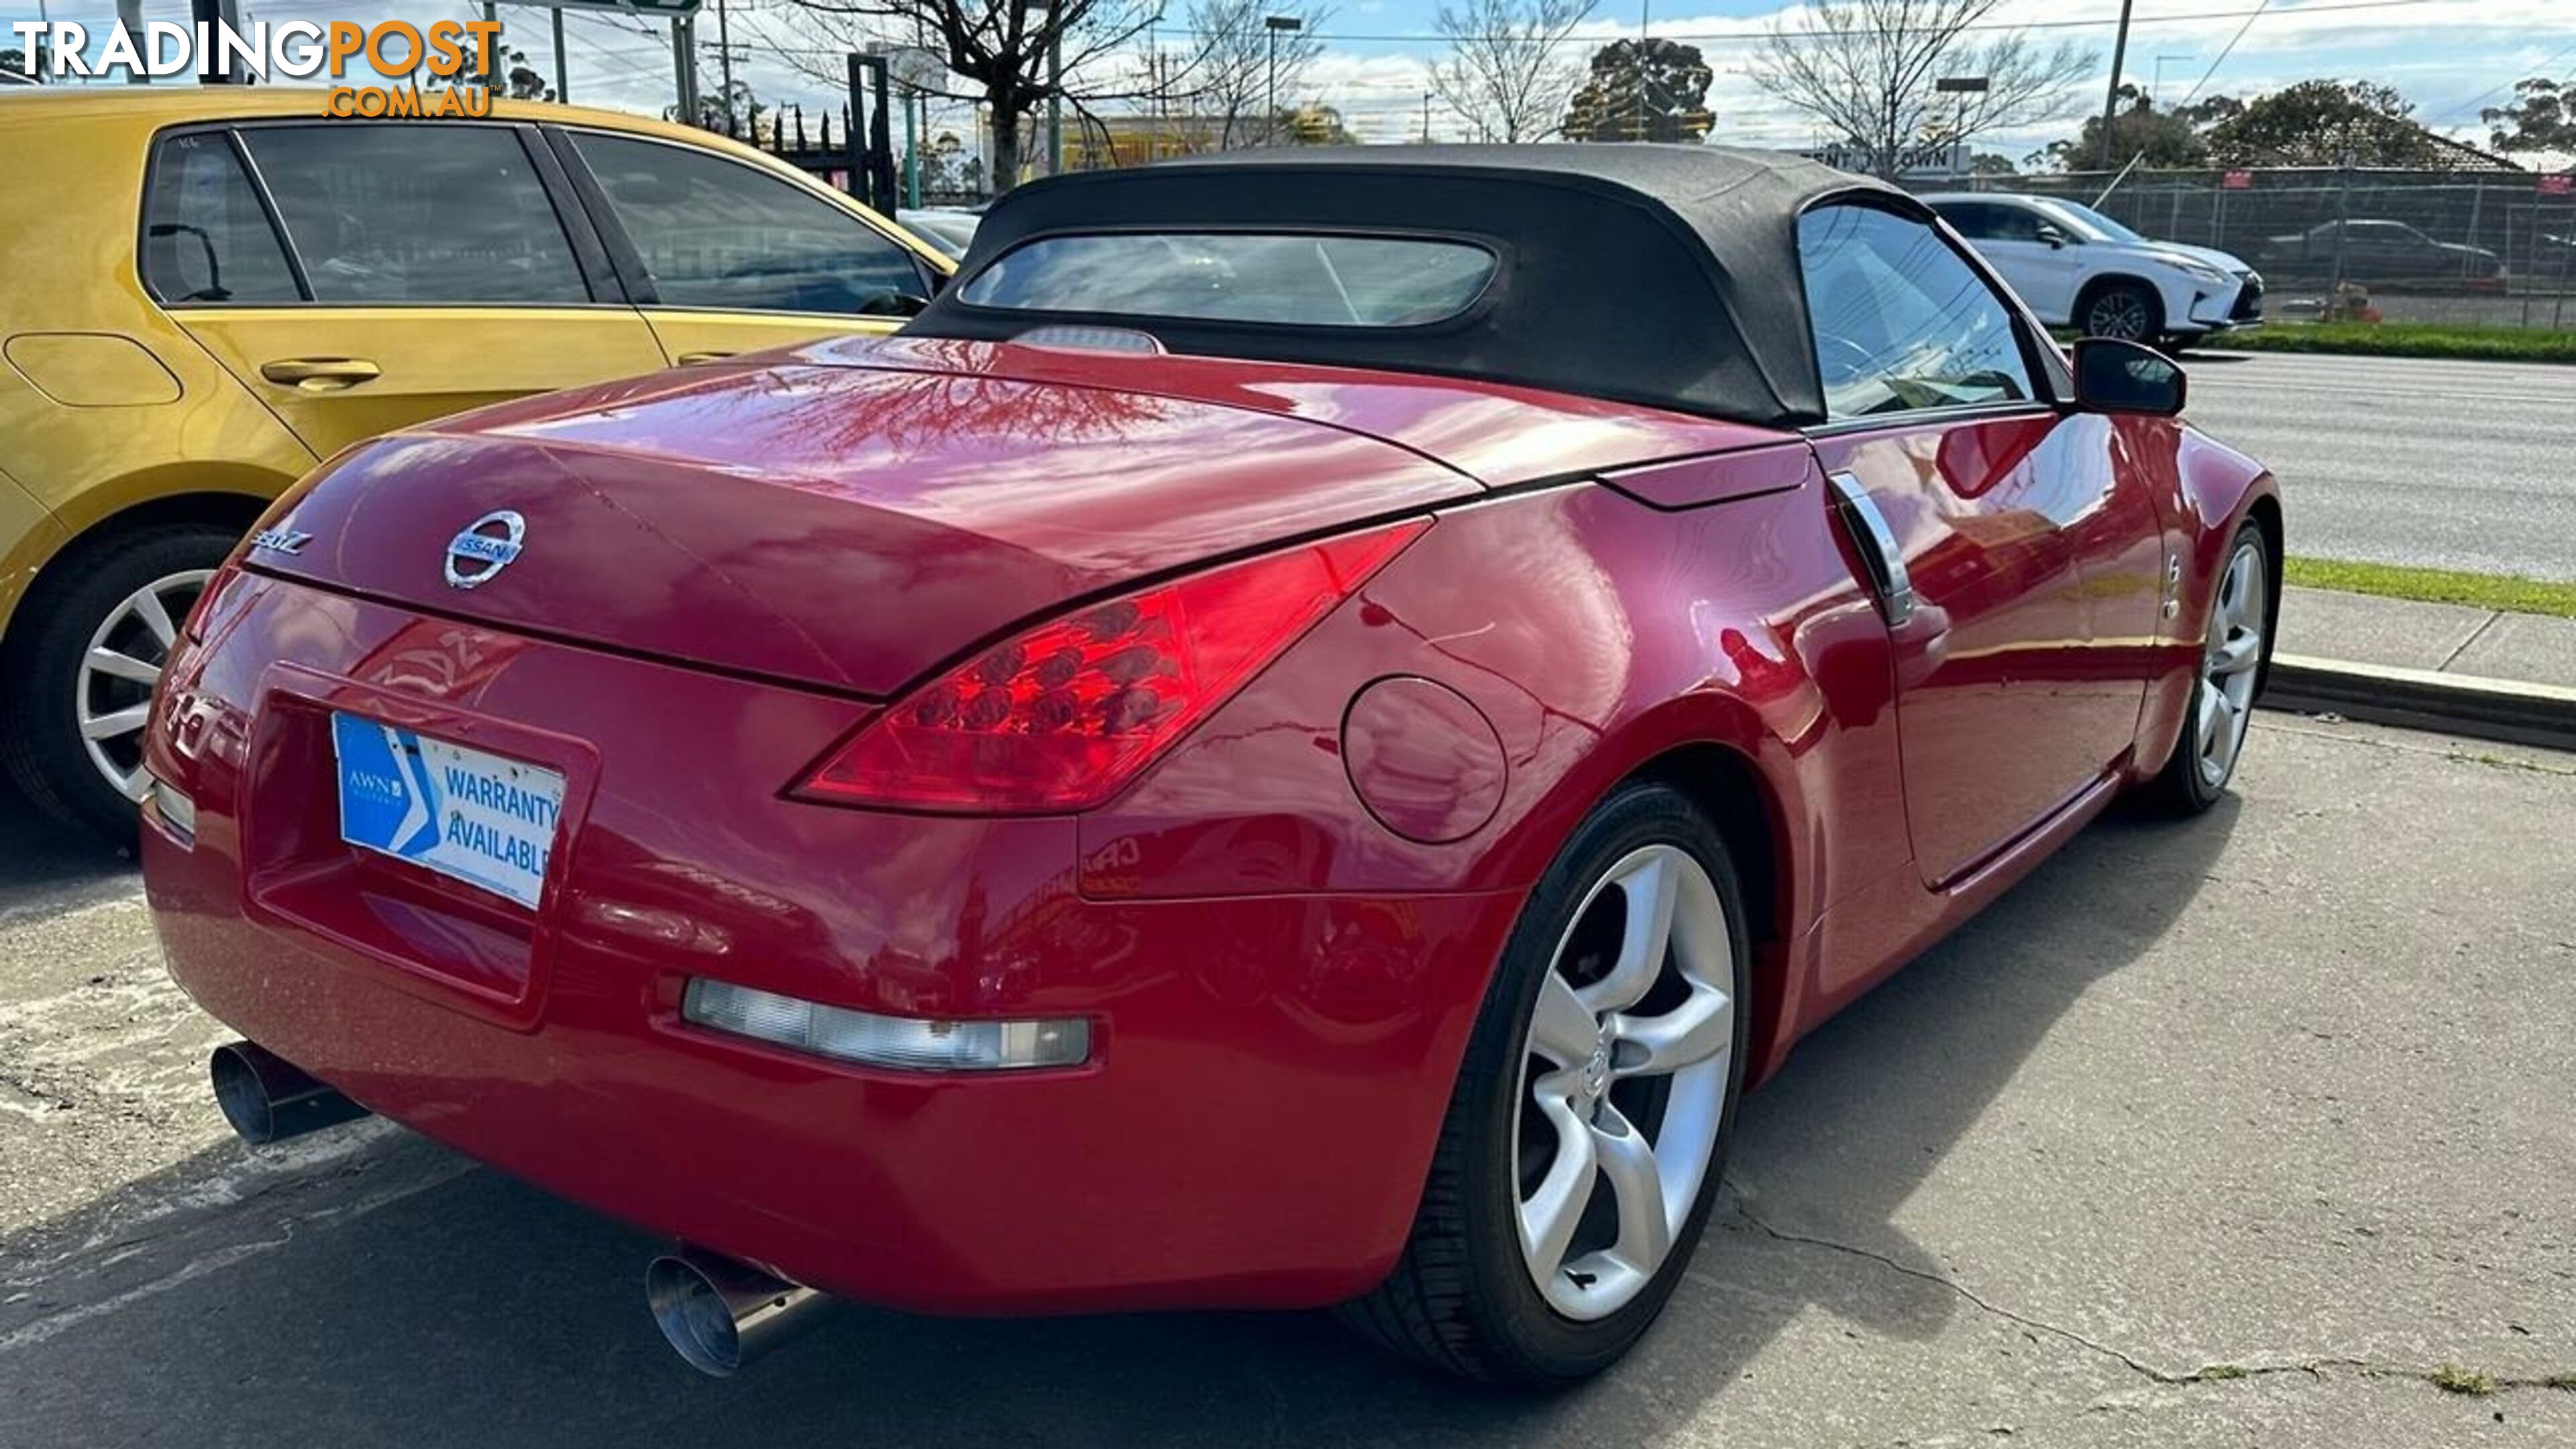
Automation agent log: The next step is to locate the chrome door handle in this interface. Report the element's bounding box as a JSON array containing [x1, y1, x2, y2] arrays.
[[674, 351, 736, 366], [260, 357, 381, 391], [1825, 470, 1919, 628]]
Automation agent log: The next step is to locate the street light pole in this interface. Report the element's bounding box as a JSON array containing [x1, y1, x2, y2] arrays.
[[1263, 15, 1303, 147], [2151, 53, 2192, 105], [1934, 75, 1988, 177]]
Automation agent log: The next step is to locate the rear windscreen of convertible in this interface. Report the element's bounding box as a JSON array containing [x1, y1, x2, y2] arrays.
[[957, 233, 1498, 327]]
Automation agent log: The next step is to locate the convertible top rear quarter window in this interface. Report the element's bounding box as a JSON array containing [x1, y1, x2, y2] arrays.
[[959, 232, 1497, 328], [906, 145, 1931, 426]]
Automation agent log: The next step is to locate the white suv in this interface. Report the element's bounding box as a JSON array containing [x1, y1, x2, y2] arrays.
[[1923, 193, 2263, 348]]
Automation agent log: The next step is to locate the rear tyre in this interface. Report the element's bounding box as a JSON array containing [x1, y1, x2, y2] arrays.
[[2141, 521, 2271, 816], [1, 523, 235, 844], [2079, 280, 2163, 342], [1341, 782, 1750, 1385]]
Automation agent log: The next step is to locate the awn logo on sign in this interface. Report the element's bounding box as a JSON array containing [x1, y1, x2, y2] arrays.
[[8, 17, 510, 116]]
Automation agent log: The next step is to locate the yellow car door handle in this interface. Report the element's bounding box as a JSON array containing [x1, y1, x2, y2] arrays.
[[674, 351, 736, 366], [259, 358, 382, 390]]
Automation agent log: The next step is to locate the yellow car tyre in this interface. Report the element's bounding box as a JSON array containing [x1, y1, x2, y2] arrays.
[[2, 521, 235, 843]]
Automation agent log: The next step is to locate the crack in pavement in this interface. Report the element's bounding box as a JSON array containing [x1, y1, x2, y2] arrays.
[[1725, 1197, 2576, 1398], [0, 1122, 472, 1356], [0, 1150, 471, 1354]]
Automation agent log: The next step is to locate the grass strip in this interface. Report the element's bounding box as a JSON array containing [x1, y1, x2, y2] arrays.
[[2286, 557, 2576, 619], [2207, 321, 2576, 364]]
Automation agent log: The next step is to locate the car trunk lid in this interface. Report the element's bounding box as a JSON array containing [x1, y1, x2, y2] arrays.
[[249, 360, 1481, 696]]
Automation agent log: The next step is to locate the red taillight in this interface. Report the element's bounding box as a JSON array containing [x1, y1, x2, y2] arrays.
[[795, 519, 1431, 813]]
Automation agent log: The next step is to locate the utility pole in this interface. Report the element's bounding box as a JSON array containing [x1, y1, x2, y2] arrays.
[[115, 0, 144, 83], [672, 13, 698, 122], [1421, 89, 1430, 144], [2097, 0, 2134, 172], [551, 7, 568, 103], [2328, 149, 2355, 299], [1046, 0, 1063, 175], [717, 0, 735, 129], [483, 2, 500, 89], [1635, 0, 1650, 142], [191, 0, 245, 83]]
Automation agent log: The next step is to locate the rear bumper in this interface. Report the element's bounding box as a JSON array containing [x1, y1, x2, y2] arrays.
[[144, 573, 1513, 1314]]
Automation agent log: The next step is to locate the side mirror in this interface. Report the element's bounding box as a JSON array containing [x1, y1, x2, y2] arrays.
[[2072, 337, 2186, 417], [859, 291, 934, 319], [2035, 222, 2072, 249]]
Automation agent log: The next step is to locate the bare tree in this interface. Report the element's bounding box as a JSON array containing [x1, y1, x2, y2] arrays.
[[1428, 0, 1595, 143], [1750, 0, 2093, 179], [772, 0, 1168, 189], [1175, 0, 1331, 148]]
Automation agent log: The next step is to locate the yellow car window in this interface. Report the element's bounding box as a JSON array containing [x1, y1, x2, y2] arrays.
[[572, 133, 925, 317], [241, 125, 591, 306], [141, 132, 303, 305]]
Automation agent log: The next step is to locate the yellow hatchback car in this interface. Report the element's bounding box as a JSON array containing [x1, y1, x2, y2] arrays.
[[0, 87, 953, 839]]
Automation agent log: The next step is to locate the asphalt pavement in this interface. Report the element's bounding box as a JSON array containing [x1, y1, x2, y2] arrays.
[[3, 716, 2573, 1447], [2181, 350, 2576, 582]]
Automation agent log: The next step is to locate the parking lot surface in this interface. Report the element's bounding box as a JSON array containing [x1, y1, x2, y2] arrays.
[[2184, 350, 2576, 582], [3, 715, 2572, 1447]]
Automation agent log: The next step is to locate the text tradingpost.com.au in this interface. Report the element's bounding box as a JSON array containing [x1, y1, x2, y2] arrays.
[[11, 19, 510, 117]]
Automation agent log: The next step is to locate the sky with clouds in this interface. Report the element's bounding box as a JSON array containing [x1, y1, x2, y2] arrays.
[[7, 0, 2571, 164]]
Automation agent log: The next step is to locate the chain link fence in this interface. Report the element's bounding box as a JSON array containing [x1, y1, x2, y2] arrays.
[[1927, 168, 2576, 330]]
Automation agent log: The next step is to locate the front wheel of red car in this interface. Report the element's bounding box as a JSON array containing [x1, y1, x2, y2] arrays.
[[1343, 782, 1750, 1385], [2141, 520, 2273, 815]]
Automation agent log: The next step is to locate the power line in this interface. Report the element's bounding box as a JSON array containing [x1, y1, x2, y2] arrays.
[[2174, 0, 2271, 107], [2418, 36, 2576, 125], [388, 0, 2455, 56], [1162, 0, 2444, 46]]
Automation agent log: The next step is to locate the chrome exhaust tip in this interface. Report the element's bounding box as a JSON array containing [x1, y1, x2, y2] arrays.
[[209, 1041, 368, 1146], [645, 1246, 830, 1377]]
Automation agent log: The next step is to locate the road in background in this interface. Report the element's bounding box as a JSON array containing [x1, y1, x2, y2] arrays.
[[2182, 350, 2576, 582], [5, 718, 2574, 1446]]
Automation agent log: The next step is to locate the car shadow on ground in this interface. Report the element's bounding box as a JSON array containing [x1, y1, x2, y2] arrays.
[[0, 777, 132, 918], [0, 799, 2238, 1448]]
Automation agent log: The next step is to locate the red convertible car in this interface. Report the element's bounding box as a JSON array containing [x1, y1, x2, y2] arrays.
[[142, 148, 2279, 1386]]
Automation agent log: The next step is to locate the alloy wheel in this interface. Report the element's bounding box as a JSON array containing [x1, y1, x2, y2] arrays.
[[75, 569, 210, 803], [2086, 288, 2152, 340], [1511, 843, 1734, 1322], [2195, 541, 2267, 789]]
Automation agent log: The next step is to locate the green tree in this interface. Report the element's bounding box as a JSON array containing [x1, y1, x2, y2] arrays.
[[476, 44, 552, 101], [1561, 38, 1712, 144], [2, 35, 51, 81], [1284, 103, 1355, 145], [2203, 78, 2440, 166], [2050, 85, 2208, 169], [2484, 76, 2576, 154], [673, 78, 767, 138]]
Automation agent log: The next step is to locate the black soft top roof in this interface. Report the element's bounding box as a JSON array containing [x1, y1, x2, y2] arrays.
[[904, 144, 1914, 428]]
